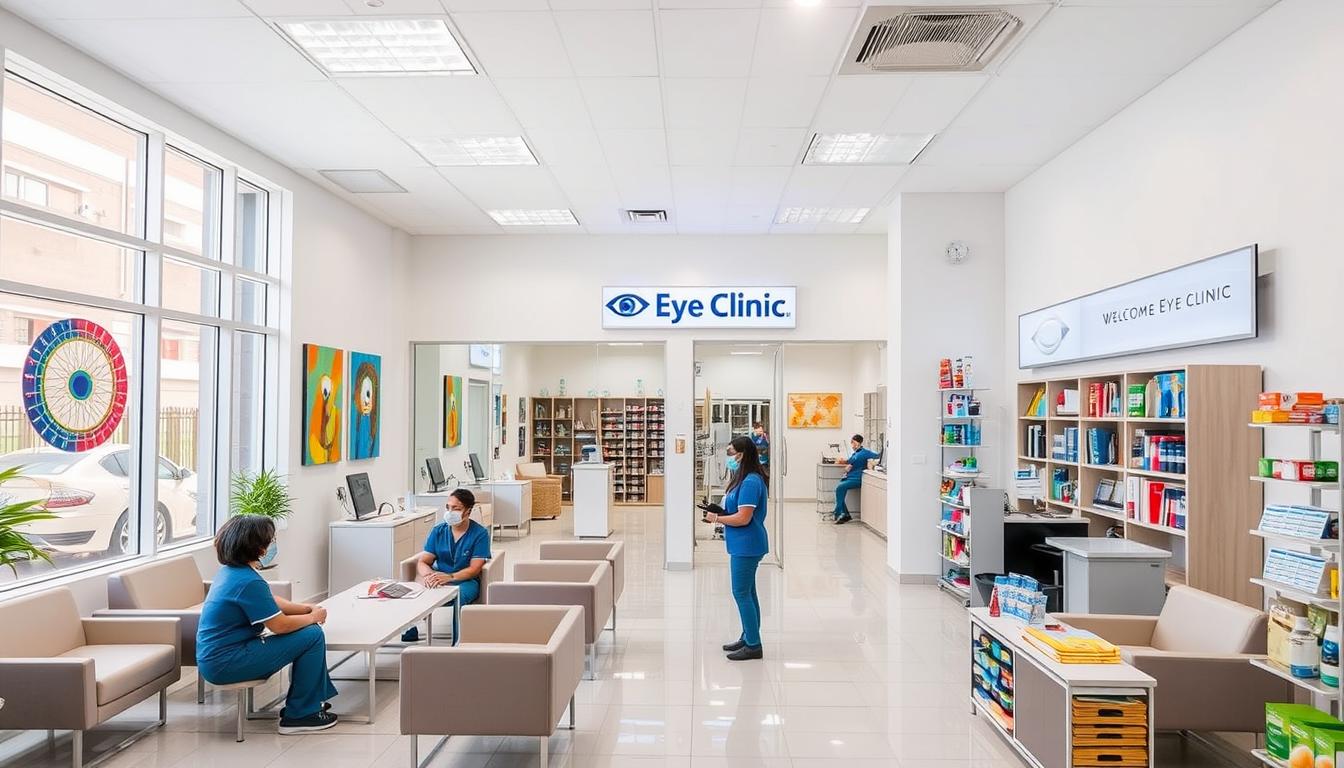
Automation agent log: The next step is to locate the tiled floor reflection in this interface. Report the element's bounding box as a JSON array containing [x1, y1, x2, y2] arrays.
[[0, 503, 1252, 767]]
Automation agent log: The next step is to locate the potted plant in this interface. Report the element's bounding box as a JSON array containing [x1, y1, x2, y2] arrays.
[[230, 469, 293, 568], [0, 466, 57, 577]]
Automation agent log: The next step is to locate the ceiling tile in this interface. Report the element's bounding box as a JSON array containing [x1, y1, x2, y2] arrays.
[[549, 0, 652, 8], [39, 17, 322, 83], [579, 78, 664, 129], [951, 73, 1157, 135], [610, 165, 673, 208], [666, 129, 738, 166], [241, 0, 348, 14], [776, 165, 851, 206], [830, 165, 907, 206], [495, 78, 592, 129], [548, 164, 620, 203], [729, 165, 791, 205], [338, 0, 446, 13], [657, 9, 759, 77], [897, 163, 1040, 193], [812, 75, 912, 132], [441, 0, 547, 9], [733, 127, 805, 166], [883, 75, 988, 133], [436, 166, 569, 208], [751, 7, 857, 77], [338, 76, 521, 135], [741, 77, 829, 128], [672, 165, 732, 205], [599, 129, 669, 166], [554, 11, 658, 77], [662, 78, 748, 129], [915, 125, 1071, 167], [452, 11, 573, 78], [526, 129, 608, 167], [659, 0, 762, 7], [1, 0, 247, 18]]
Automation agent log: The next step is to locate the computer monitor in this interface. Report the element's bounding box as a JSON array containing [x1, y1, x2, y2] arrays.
[[346, 472, 376, 519], [425, 457, 446, 491], [468, 452, 486, 482]]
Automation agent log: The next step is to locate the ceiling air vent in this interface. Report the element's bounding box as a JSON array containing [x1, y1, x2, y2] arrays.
[[625, 209, 668, 223], [841, 6, 1025, 74]]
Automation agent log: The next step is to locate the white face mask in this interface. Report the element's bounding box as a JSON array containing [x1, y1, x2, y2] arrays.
[[444, 509, 465, 526]]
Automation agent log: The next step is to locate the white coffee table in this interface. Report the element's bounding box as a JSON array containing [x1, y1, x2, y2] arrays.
[[318, 582, 460, 723]]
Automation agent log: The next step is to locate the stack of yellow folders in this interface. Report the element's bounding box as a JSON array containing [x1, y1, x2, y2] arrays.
[[1021, 625, 1121, 664]]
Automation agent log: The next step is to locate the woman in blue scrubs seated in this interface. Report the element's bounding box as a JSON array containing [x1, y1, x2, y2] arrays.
[[197, 515, 339, 734], [703, 436, 769, 661], [401, 488, 491, 643], [831, 433, 878, 525]]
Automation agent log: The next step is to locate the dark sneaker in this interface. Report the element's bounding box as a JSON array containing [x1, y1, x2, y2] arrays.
[[835, 514, 852, 525], [278, 710, 338, 734], [726, 645, 763, 661], [401, 626, 420, 642], [722, 638, 747, 652]]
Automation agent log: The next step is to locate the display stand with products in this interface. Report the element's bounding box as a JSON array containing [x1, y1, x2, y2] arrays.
[[939, 379, 990, 601], [532, 396, 663, 505]]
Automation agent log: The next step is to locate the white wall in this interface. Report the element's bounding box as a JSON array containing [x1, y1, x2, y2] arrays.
[[888, 194, 1007, 579], [527, 344, 667, 398], [1003, 0, 1344, 469]]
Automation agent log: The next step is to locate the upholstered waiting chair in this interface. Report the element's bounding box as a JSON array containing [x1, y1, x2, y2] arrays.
[[1056, 585, 1295, 732], [538, 541, 624, 630], [0, 587, 181, 768], [487, 560, 613, 678], [99, 554, 292, 704], [516, 462, 563, 520], [401, 605, 584, 768]]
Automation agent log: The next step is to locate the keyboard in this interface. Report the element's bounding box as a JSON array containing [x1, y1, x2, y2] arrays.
[[377, 582, 414, 599]]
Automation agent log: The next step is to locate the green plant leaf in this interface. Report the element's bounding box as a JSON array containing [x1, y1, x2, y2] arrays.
[[0, 465, 57, 576], [230, 468, 293, 520]]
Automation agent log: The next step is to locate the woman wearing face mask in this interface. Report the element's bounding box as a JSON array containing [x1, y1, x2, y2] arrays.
[[197, 515, 338, 734], [703, 436, 769, 661], [400, 488, 492, 643]]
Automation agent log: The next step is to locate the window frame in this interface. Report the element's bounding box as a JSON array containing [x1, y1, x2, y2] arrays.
[[0, 55, 285, 589]]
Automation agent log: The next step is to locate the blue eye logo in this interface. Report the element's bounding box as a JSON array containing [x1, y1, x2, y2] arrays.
[[606, 294, 649, 317]]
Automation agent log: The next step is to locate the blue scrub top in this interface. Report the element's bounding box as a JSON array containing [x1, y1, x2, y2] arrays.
[[723, 472, 769, 557], [423, 519, 492, 579], [197, 565, 281, 664], [843, 448, 879, 480], [752, 433, 770, 466]]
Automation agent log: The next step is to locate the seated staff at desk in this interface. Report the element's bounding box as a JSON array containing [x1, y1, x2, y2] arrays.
[[401, 488, 492, 642], [829, 434, 879, 525], [197, 515, 339, 734]]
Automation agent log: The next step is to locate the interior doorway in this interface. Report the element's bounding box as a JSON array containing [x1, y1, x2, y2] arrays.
[[467, 379, 489, 478]]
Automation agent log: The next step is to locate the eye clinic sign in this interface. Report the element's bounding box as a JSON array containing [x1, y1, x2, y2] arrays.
[[1019, 245, 1258, 369], [603, 286, 797, 329]]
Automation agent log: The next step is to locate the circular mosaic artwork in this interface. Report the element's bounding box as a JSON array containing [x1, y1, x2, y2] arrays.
[[22, 318, 129, 452]]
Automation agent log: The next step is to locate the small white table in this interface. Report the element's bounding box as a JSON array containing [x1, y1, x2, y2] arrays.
[[319, 581, 460, 723], [1045, 537, 1172, 616]]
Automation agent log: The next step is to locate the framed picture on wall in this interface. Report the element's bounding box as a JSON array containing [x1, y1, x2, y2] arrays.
[[519, 396, 527, 423], [348, 351, 380, 460], [444, 375, 462, 448], [302, 344, 343, 465], [787, 392, 843, 429], [518, 426, 525, 457]]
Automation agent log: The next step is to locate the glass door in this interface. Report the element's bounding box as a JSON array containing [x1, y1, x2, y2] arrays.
[[768, 343, 785, 569]]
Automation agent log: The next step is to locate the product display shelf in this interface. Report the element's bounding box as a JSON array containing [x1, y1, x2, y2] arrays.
[[938, 487, 1006, 607], [1017, 365, 1263, 605], [533, 396, 664, 506], [1252, 748, 1285, 767], [1246, 410, 1344, 737], [938, 383, 991, 604]]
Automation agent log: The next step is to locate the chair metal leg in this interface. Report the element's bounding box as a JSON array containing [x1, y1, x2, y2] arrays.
[[539, 736, 548, 768], [158, 689, 167, 724], [71, 730, 82, 768], [47, 730, 55, 751], [568, 695, 576, 730], [409, 736, 417, 768], [586, 643, 596, 680], [197, 675, 205, 704], [236, 689, 247, 743]]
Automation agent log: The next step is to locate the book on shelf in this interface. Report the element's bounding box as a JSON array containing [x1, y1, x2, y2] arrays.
[[1057, 388, 1080, 416], [1129, 429, 1186, 474], [1092, 478, 1125, 510], [1026, 425, 1047, 458], [1052, 427, 1079, 462], [1086, 427, 1117, 466], [1086, 381, 1123, 418], [1025, 386, 1047, 417]]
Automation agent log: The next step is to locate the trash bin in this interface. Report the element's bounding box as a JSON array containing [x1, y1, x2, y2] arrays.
[[974, 573, 999, 607]]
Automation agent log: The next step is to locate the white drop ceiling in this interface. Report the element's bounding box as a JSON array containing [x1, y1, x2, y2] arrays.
[[0, 0, 1277, 235]]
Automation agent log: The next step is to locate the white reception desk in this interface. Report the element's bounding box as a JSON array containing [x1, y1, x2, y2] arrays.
[[573, 463, 613, 538]]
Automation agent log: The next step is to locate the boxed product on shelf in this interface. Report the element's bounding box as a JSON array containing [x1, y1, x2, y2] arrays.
[[942, 422, 982, 446], [1265, 703, 1342, 761], [1315, 728, 1344, 768], [1263, 548, 1334, 595], [1269, 459, 1341, 482], [1269, 599, 1309, 669], [1259, 392, 1326, 412], [1258, 504, 1336, 540]]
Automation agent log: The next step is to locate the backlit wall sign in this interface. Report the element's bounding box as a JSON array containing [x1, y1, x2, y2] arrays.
[[603, 286, 797, 329], [1018, 245, 1258, 369]]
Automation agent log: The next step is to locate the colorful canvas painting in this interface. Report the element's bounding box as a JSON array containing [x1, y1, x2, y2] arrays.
[[303, 344, 343, 465], [349, 351, 381, 460], [443, 375, 462, 448], [787, 392, 843, 429]]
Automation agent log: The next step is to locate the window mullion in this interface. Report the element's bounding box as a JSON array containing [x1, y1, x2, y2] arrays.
[[216, 331, 235, 530]]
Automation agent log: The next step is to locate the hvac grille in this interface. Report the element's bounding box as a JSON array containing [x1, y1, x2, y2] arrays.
[[844, 7, 1023, 73], [625, 209, 668, 223]]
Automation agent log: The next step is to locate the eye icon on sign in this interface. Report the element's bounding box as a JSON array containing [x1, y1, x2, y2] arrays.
[[1031, 316, 1070, 355], [606, 294, 650, 317]]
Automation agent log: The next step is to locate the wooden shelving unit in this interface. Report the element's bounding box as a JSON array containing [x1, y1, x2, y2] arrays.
[[1016, 365, 1263, 606], [532, 396, 663, 505]]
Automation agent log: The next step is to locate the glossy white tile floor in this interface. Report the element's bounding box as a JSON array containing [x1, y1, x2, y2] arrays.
[[1, 503, 1250, 768]]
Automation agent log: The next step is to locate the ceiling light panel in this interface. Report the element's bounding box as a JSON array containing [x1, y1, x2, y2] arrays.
[[319, 169, 407, 193], [487, 209, 579, 226], [279, 19, 474, 74], [775, 207, 870, 224], [803, 132, 934, 165], [408, 136, 537, 166]]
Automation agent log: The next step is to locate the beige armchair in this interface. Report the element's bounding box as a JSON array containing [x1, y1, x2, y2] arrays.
[[0, 587, 181, 768], [516, 462, 563, 520], [1056, 585, 1294, 732], [538, 541, 624, 630], [98, 554, 292, 704], [401, 605, 584, 768], [399, 550, 508, 605], [487, 560, 612, 678]]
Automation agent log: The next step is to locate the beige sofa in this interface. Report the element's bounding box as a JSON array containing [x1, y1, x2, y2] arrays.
[[98, 554, 292, 704], [538, 541, 624, 630], [401, 605, 583, 768], [0, 587, 181, 768], [1056, 585, 1294, 733], [516, 462, 563, 520], [487, 560, 612, 678]]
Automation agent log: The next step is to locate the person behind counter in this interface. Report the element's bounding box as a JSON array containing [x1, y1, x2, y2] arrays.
[[831, 434, 878, 525], [401, 487, 491, 643], [196, 515, 339, 734], [751, 421, 770, 467]]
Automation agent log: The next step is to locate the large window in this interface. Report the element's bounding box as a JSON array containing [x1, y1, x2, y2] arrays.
[[0, 65, 283, 588]]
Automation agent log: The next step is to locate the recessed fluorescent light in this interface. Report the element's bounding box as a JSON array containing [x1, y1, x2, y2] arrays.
[[279, 19, 474, 74], [607, 342, 645, 347], [487, 209, 579, 226], [775, 207, 870, 224], [408, 136, 537, 166], [730, 351, 764, 356], [319, 169, 406, 193], [803, 132, 934, 165]]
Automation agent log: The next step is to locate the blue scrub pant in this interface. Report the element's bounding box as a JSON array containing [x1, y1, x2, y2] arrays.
[[730, 554, 764, 648], [447, 578, 479, 639], [199, 624, 338, 720], [834, 477, 862, 519]]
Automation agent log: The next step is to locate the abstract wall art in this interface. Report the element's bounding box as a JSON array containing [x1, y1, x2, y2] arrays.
[[443, 375, 462, 448], [787, 392, 843, 429], [23, 318, 128, 452], [349, 351, 381, 460], [303, 344, 343, 465]]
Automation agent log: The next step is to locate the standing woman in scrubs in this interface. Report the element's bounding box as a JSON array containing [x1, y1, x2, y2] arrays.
[[401, 488, 492, 642], [704, 436, 769, 661], [197, 515, 339, 734]]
